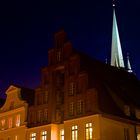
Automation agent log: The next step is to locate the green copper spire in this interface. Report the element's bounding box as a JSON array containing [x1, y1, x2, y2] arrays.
[[111, 4, 125, 68]]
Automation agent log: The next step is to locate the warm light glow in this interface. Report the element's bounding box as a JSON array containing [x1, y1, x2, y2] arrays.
[[137, 134, 140, 140], [72, 125, 78, 140], [60, 129, 64, 140], [15, 135, 18, 140], [85, 123, 93, 140], [15, 114, 20, 127], [8, 117, 12, 128], [41, 131, 47, 140], [1, 119, 5, 127], [1, 119, 5, 130], [30, 133, 36, 140]]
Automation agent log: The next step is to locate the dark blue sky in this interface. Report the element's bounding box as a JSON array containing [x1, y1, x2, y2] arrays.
[[0, 0, 140, 97]]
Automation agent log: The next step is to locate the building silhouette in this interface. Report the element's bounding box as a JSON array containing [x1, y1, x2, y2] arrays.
[[0, 4, 140, 140]]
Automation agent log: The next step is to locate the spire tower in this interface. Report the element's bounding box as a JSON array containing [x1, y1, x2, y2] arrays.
[[127, 53, 133, 73], [111, 1, 125, 68]]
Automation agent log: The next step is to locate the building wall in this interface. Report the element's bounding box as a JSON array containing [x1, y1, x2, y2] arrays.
[[0, 86, 29, 140], [64, 114, 101, 140], [26, 124, 60, 140], [0, 125, 27, 140], [100, 115, 136, 140]]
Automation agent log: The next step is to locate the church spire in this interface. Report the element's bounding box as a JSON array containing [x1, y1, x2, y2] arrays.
[[111, 1, 125, 68], [127, 53, 133, 73]]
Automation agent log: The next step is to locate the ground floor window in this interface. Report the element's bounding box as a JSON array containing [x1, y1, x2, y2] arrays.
[[85, 123, 93, 140], [72, 125, 78, 140], [41, 131, 47, 140], [30, 133, 36, 140], [137, 134, 140, 140], [60, 129, 64, 140]]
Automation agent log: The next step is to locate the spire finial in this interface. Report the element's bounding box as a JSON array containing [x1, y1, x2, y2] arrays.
[[113, 0, 115, 7], [127, 52, 133, 73]]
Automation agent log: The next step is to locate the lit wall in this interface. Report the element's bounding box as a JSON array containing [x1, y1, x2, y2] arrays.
[[0, 85, 28, 140], [100, 115, 136, 140], [26, 124, 60, 140], [64, 114, 101, 140]]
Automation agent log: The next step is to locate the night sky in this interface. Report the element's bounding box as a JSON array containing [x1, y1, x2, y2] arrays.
[[0, 0, 140, 98]]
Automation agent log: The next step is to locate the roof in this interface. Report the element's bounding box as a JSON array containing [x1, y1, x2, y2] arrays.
[[79, 51, 140, 103]]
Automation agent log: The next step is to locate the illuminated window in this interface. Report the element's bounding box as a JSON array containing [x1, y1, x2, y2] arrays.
[[85, 123, 93, 140], [44, 109, 48, 121], [1, 119, 5, 130], [77, 100, 84, 114], [41, 131, 47, 140], [60, 129, 64, 140], [68, 82, 76, 96], [124, 128, 130, 140], [72, 125, 78, 140], [15, 114, 20, 127], [15, 135, 18, 140], [137, 134, 140, 140], [8, 117, 12, 128], [30, 133, 36, 140], [69, 102, 74, 116]]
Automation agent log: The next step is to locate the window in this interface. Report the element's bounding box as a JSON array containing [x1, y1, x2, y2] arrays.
[[15, 135, 18, 140], [77, 100, 84, 114], [60, 129, 64, 140], [137, 134, 140, 140], [44, 109, 48, 122], [44, 91, 48, 104], [124, 128, 130, 140], [30, 133, 36, 140], [69, 102, 74, 116], [8, 117, 12, 128], [68, 82, 76, 96], [1, 119, 5, 130], [15, 114, 20, 127], [38, 110, 43, 122], [85, 123, 93, 140], [41, 131, 47, 140], [72, 125, 78, 140]]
